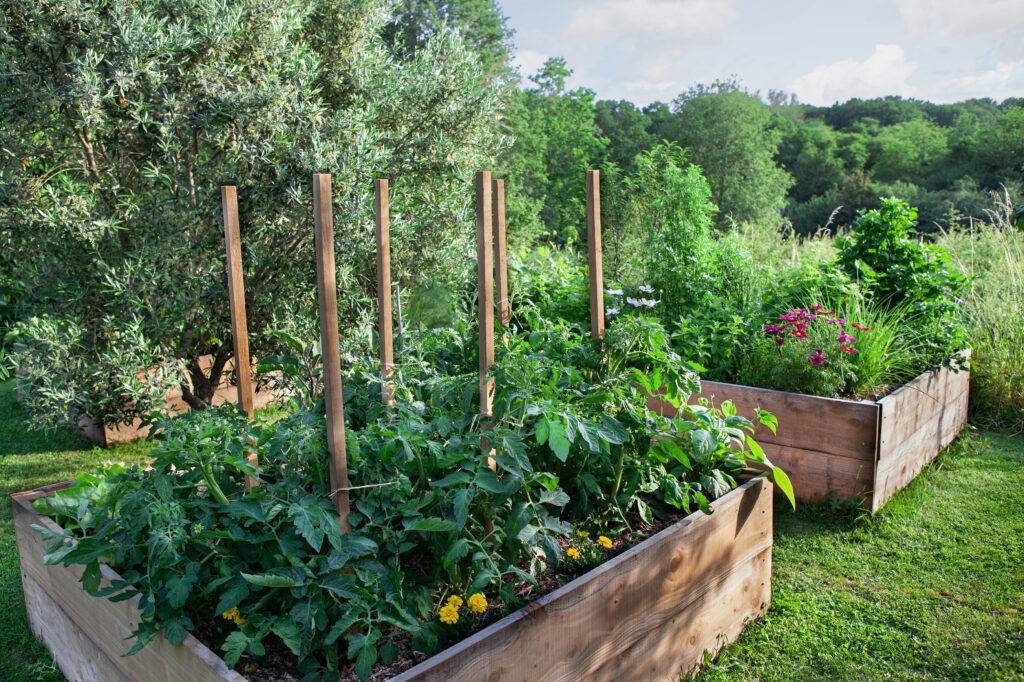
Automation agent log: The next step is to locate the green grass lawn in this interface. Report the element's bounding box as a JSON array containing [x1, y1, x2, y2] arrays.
[[1, 379, 1021, 681]]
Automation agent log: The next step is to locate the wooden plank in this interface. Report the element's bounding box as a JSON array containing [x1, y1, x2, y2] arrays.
[[221, 185, 258, 490], [312, 173, 351, 529], [475, 171, 494, 419], [759, 441, 874, 503], [872, 364, 971, 512], [586, 170, 604, 340], [13, 494, 245, 682], [693, 380, 879, 462], [374, 179, 394, 405], [220, 186, 255, 419], [395, 478, 772, 682], [492, 178, 510, 326]]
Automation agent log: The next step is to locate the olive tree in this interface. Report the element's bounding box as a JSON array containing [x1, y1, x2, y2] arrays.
[[0, 0, 504, 428]]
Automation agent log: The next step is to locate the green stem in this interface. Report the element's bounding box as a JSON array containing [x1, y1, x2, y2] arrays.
[[202, 461, 230, 506]]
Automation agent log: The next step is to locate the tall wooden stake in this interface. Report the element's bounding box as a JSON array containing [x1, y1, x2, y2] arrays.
[[312, 173, 351, 530], [476, 171, 495, 419], [374, 179, 394, 405], [587, 170, 605, 340], [221, 186, 258, 490], [492, 178, 510, 326]]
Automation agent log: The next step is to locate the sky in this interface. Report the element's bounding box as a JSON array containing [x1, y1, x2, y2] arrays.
[[500, 0, 1024, 106]]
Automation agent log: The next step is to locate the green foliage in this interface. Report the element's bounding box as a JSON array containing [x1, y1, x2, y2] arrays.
[[667, 80, 793, 226], [0, 0, 503, 427], [33, 311, 787, 678], [837, 198, 969, 367]]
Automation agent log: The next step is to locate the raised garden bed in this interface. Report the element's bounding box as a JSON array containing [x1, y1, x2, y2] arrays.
[[14, 478, 773, 681], [76, 355, 280, 447], [653, 357, 970, 513]]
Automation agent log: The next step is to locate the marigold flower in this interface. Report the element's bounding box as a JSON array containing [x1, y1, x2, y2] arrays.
[[597, 535, 613, 549], [566, 547, 581, 560], [439, 604, 459, 624], [467, 593, 488, 614], [221, 607, 246, 625], [446, 595, 464, 609]]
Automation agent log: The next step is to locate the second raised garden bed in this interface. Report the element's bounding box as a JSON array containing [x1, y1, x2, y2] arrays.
[[14, 478, 773, 681], [653, 357, 970, 513]]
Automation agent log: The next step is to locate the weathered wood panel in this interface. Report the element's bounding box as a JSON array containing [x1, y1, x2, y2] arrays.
[[872, 361, 971, 513], [13, 490, 245, 682], [759, 441, 874, 502], [697, 380, 879, 462], [395, 478, 772, 682]]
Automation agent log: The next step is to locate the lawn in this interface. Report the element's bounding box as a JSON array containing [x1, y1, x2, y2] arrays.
[[1, 378, 1022, 681]]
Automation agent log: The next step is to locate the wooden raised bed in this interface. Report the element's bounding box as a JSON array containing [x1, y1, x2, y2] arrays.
[[76, 355, 280, 447], [655, 357, 970, 513], [14, 478, 773, 682]]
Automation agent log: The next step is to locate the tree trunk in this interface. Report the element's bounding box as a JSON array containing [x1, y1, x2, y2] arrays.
[[180, 344, 231, 410]]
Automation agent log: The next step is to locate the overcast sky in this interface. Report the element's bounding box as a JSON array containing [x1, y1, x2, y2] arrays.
[[500, 0, 1024, 106]]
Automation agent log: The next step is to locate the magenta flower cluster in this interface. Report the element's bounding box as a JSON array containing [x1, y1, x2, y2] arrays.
[[763, 304, 870, 367]]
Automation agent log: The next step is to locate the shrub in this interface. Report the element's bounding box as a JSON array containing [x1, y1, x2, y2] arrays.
[[837, 198, 969, 367], [0, 0, 502, 428]]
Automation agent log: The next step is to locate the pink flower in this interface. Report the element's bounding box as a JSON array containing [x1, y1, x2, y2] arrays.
[[840, 344, 857, 355], [774, 337, 785, 346], [791, 328, 808, 339], [852, 322, 870, 332], [809, 349, 826, 366], [811, 304, 824, 311], [837, 331, 857, 345]]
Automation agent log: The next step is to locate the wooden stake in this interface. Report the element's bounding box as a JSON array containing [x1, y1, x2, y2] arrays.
[[374, 179, 394, 405], [312, 173, 350, 530], [221, 185, 258, 490], [476, 171, 495, 419], [492, 178, 510, 326], [587, 170, 605, 340]]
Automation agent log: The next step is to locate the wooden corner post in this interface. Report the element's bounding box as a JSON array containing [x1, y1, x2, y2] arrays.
[[492, 178, 510, 326], [221, 185, 258, 489], [476, 171, 495, 420], [374, 179, 394, 405], [587, 170, 605, 340], [312, 173, 351, 530]]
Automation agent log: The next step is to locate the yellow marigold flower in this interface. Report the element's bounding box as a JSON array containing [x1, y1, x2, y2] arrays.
[[221, 607, 245, 625], [566, 547, 581, 560], [576, 530, 590, 538], [446, 594, 464, 609], [597, 535, 613, 549], [467, 592, 488, 614], [439, 604, 459, 625]]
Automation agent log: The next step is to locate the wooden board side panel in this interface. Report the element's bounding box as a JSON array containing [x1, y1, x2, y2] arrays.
[[396, 479, 772, 682], [761, 442, 873, 503], [872, 368, 970, 513], [13, 495, 246, 682], [672, 381, 879, 461]]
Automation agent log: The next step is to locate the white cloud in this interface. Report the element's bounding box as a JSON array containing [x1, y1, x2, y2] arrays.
[[894, 0, 1024, 37], [788, 44, 917, 105], [513, 49, 549, 80], [565, 0, 736, 40], [922, 61, 1024, 102]]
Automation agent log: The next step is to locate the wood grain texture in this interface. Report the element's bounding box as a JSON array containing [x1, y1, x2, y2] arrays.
[[313, 173, 350, 528], [872, 361, 970, 513], [374, 179, 394, 405], [13, 491, 246, 682], [221, 186, 258, 490], [586, 170, 604, 340], [475, 171, 494, 419], [695, 380, 879, 461], [492, 178, 510, 326], [221, 186, 255, 419], [395, 478, 773, 682], [757, 441, 874, 502]]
